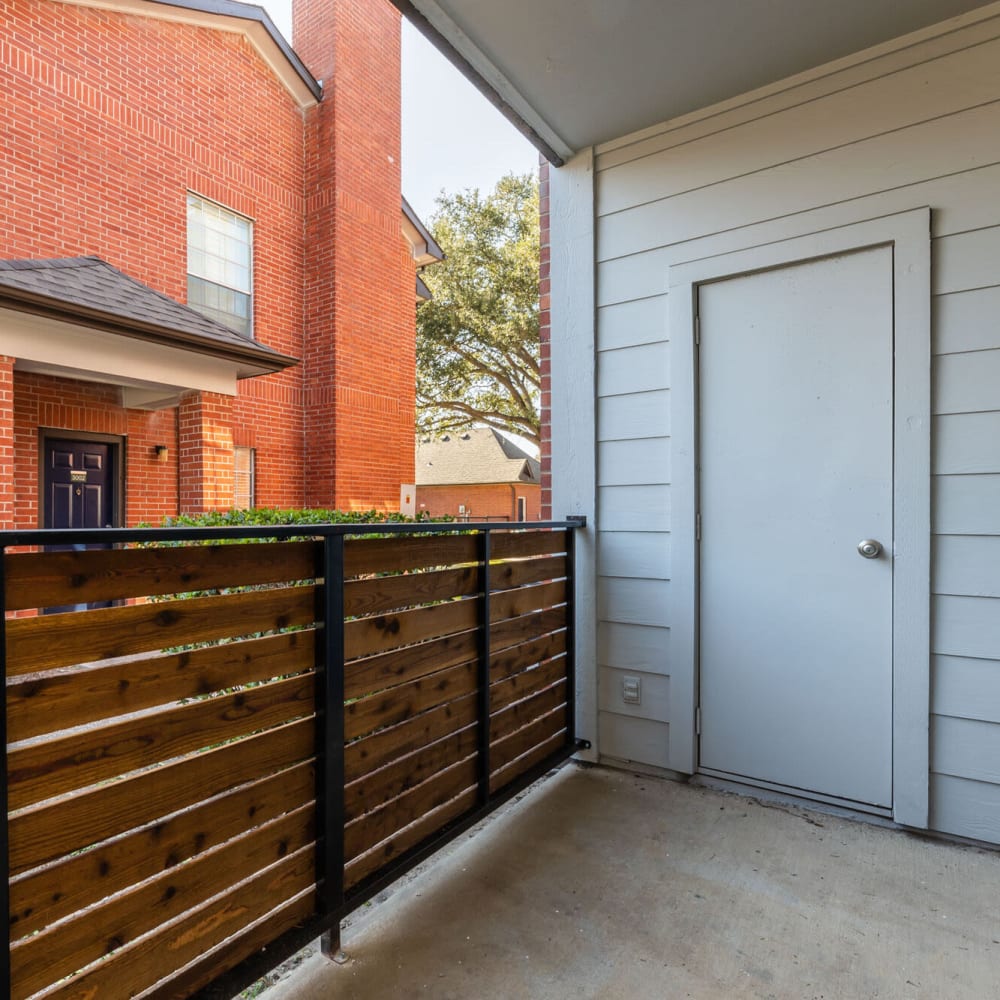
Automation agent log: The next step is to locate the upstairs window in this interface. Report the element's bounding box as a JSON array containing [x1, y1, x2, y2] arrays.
[[187, 194, 253, 338]]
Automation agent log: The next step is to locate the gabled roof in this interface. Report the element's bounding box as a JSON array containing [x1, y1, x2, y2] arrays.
[[416, 427, 540, 486], [402, 196, 445, 267], [60, 0, 322, 107], [0, 257, 298, 378]]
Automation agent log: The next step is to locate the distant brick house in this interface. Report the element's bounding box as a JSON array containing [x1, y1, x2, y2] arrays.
[[415, 428, 541, 522], [0, 0, 436, 530]]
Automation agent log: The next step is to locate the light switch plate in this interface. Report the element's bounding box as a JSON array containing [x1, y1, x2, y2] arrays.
[[622, 675, 641, 705]]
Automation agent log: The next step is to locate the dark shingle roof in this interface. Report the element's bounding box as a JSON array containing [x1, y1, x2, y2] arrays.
[[416, 428, 540, 486], [0, 257, 298, 376]]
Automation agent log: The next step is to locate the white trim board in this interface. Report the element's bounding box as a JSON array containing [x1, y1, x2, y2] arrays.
[[667, 207, 932, 829]]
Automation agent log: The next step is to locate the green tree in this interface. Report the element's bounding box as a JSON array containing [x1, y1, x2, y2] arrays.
[[417, 173, 540, 446]]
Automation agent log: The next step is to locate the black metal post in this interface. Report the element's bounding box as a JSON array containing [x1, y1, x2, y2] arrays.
[[476, 530, 493, 806], [0, 546, 9, 999], [317, 535, 347, 962]]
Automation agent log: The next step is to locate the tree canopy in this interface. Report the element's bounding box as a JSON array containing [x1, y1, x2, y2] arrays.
[[416, 173, 540, 447]]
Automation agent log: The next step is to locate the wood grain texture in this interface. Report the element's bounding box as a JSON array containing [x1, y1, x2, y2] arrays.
[[344, 535, 478, 577], [490, 705, 568, 774], [6, 630, 316, 743], [490, 632, 567, 684], [490, 729, 567, 795], [490, 554, 566, 592], [490, 682, 567, 743], [11, 806, 314, 998], [6, 585, 317, 674], [9, 718, 313, 875], [344, 755, 478, 861], [344, 694, 477, 784], [491, 530, 568, 560], [490, 607, 568, 653], [3, 541, 322, 611], [345, 630, 478, 702], [9, 761, 314, 940], [345, 565, 478, 617], [490, 655, 568, 714], [490, 580, 566, 623], [33, 845, 314, 1000], [8, 673, 315, 810], [345, 787, 477, 890], [344, 725, 478, 823], [345, 596, 479, 660], [142, 889, 315, 1000], [345, 662, 477, 742]]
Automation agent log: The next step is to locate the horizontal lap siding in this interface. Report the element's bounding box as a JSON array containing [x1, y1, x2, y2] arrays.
[[593, 10, 1000, 835]]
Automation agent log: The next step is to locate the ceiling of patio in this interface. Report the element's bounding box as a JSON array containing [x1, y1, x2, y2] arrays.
[[400, 0, 994, 160]]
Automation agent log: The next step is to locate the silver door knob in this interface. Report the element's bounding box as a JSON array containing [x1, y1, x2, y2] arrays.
[[858, 539, 882, 559]]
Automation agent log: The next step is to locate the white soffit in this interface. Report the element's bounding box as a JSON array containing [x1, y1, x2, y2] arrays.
[[408, 0, 996, 156], [1, 308, 238, 398]]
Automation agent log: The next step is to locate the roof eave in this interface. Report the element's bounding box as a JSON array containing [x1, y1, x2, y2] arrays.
[[0, 288, 299, 377]]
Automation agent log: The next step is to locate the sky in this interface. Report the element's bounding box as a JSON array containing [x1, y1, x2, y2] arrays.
[[262, 2, 539, 222]]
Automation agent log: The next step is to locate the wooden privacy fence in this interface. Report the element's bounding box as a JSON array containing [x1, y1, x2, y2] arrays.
[[0, 519, 585, 1000]]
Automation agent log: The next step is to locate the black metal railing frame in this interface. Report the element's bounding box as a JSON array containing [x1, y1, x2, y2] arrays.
[[0, 517, 588, 999]]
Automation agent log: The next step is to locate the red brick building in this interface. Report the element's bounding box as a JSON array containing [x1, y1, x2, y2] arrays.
[[415, 428, 541, 522], [0, 0, 426, 529]]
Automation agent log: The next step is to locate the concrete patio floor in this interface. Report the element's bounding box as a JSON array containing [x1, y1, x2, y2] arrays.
[[268, 763, 1000, 999]]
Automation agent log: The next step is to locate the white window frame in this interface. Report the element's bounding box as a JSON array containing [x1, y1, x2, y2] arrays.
[[234, 447, 255, 509], [186, 193, 254, 338]]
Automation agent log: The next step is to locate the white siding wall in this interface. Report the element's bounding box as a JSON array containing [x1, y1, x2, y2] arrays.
[[591, 11, 1000, 839]]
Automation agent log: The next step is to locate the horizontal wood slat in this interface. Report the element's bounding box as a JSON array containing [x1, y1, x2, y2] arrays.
[[10, 718, 313, 876], [345, 787, 477, 891], [34, 846, 314, 1000], [344, 725, 478, 823], [491, 705, 569, 775], [490, 656, 568, 715], [7, 585, 317, 675], [490, 607, 568, 653], [143, 889, 316, 1000], [345, 662, 476, 743], [8, 673, 315, 811], [345, 630, 478, 702], [344, 535, 478, 577], [12, 806, 315, 998], [490, 730, 568, 796], [9, 761, 315, 940], [490, 632, 568, 684], [490, 580, 566, 623], [345, 597, 479, 660], [345, 565, 479, 617], [4, 542, 322, 611], [345, 756, 478, 861], [491, 530, 569, 561], [344, 694, 477, 784], [490, 682, 568, 743], [491, 554, 567, 591], [6, 630, 316, 743]]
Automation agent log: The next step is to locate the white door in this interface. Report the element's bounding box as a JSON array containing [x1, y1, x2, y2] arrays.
[[698, 247, 893, 809]]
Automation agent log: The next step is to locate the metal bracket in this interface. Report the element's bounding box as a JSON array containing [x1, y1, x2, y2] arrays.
[[565, 514, 588, 527], [575, 738, 592, 750]]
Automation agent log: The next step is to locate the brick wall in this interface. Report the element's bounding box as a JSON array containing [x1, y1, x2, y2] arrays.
[[538, 158, 552, 519], [415, 483, 541, 522], [0, 357, 14, 530], [0, 0, 413, 523], [296, 0, 415, 511]]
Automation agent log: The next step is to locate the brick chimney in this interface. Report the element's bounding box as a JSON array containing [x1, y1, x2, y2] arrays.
[[294, 0, 415, 510]]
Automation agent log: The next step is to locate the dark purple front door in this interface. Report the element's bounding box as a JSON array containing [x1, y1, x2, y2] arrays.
[[44, 439, 115, 530]]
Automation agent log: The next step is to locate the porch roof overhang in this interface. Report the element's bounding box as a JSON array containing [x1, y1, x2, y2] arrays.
[[0, 257, 299, 409], [392, 0, 995, 163]]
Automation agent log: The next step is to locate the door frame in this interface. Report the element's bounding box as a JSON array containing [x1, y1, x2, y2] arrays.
[[38, 429, 126, 529], [667, 208, 931, 828]]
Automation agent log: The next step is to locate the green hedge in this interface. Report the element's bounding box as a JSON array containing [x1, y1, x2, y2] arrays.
[[156, 507, 454, 529]]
